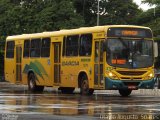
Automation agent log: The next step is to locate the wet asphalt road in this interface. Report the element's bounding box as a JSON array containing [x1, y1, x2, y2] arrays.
[[0, 82, 160, 120]]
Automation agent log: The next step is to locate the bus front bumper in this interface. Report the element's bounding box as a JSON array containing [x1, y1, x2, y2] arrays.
[[105, 77, 155, 90]]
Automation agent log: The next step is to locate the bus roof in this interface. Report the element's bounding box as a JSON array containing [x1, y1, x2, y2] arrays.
[[6, 25, 151, 40]]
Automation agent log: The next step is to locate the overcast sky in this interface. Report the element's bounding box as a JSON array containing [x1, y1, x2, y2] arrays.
[[133, 0, 155, 11]]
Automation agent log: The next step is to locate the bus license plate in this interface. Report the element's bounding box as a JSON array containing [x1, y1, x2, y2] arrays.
[[128, 86, 136, 89]]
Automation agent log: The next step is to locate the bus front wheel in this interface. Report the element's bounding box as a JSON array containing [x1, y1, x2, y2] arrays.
[[119, 89, 132, 97], [28, 73, 44, 92], [80, 79, 94, 95]]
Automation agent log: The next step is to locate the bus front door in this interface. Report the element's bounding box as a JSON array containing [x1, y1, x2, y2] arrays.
[[53, 42, 61, 85], [16, 45, 22, 83], [94, 40, 104, 89]]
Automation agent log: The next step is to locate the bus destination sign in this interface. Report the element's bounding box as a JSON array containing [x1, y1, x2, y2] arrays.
[[121, 30, 138, 36], [107, 27, 152, 38]]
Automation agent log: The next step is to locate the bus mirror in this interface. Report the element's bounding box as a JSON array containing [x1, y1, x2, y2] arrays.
[[154, 42, 158, 58]]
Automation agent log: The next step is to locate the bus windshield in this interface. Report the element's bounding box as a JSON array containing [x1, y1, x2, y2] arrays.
[[106, 38, 153, 69]]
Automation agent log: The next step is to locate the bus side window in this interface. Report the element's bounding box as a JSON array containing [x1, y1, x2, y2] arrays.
[[30, 38, 41, 57], [79, 34, 92, 56], [41, 38, 50, 57], [23, 40, 30, 58], [95, 42, 99, 62], [6, 41, 15, 58], [66, 35, 79, 56]]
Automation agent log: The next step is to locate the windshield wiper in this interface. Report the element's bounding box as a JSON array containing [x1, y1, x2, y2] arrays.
[[118, 37, 130, 50]]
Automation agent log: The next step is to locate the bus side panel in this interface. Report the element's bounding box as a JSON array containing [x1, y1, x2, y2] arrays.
[[22, 58, 52, 86], [5, 40, 16, 83], [61, 58, 79, 88], [40, 58, 52, 86], [5, 58, 15, 83], [79, 57, 93, 89], [22, 59, 30, 85], [61, 57, 93, 89]]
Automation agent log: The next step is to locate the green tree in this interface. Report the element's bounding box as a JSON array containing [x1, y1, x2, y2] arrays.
[[35, 0, 85, 32], [135, 0, 160, 36], [142, 0, 160, 5], [0, 0, 85, 35], [74, 0, 141, 26]]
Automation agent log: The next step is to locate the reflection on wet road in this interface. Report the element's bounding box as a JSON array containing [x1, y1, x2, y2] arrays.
[[0, 82, 160, 120]]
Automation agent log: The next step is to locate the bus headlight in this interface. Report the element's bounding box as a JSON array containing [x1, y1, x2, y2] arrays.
[[107, 72, 119, 80], [149, 73, 153, 78], [109, 72, 113, 77], [144, 72, 154, 80]]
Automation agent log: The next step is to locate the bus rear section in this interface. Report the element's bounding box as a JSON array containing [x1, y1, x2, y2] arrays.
[[103, 27, 155, 96]]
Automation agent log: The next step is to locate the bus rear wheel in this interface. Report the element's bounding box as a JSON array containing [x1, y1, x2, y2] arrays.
[[80, 79, 94, 95], [28, 73, 44, 93], [119, 89, 132, 97]]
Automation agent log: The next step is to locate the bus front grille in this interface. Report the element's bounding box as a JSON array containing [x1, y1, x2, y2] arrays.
[[117, 71, 147, 76], [120, 77, 142, 80]]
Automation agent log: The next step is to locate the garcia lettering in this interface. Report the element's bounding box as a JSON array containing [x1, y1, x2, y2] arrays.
[[62, 61, 79, 66]]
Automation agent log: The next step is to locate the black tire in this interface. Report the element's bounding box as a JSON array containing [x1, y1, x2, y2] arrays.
[[80, 77, 94, 95], [60, 87, 75, 94], [158, 77, 160, 89], [28, 73, 44, 92], [119, 89, 132, 97], [37, 86, 44, 92]]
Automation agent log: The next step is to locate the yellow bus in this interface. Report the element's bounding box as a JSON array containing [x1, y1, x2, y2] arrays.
[[4, 25, 155, 96]]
